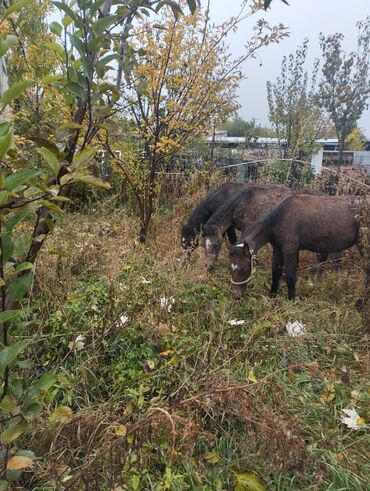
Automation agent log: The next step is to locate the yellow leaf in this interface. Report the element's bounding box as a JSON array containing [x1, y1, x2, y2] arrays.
[[7, 455, 34, 470], [298, 396, 305, 404], [115, 424, 127, 437], [166, 354, 180, 367], [204, 451, 220, 464], [50, 406, 73, 424], [159, 350, 172, 357], [246, 368, 257, 383], [319, 383, 336, 404], [235, 472, 265, 491]]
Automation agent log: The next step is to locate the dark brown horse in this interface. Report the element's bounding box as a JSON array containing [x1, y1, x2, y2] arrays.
[[181, 182, 247, 252], [228, 194, 362, 300], [202, 185, 292, 270]]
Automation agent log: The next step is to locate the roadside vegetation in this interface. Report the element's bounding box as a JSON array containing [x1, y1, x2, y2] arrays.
[[16, 174, 368, 490]]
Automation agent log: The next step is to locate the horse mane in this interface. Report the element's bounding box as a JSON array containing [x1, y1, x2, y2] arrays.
[[184, 204, 213, 233], [241, 194, 291, 239], [205, 187, 253, 229], [183, 186, 227, 233]]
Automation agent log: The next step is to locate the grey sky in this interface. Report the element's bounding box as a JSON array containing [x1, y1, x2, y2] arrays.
[[210, 0, 370, 136]]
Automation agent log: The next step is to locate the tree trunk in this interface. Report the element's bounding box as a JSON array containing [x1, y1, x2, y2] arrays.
[[0, 54, 11, 122], [338, 138, 345, 167]]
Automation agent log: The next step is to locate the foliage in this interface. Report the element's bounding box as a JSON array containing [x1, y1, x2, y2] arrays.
[[345, 127, 366, 151], [0, 0, 200, 484], [226, 116, 275, 138], [19, 195, 369, 489], [266, 39, 326, 160], [319, 17, 370, 163], [107, 3, 287, 241], [258, 159, 314, 188]]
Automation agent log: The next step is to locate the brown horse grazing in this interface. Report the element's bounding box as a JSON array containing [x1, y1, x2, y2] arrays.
[[202, 185, 292, 270], [181, 182, 247, 253], [228, 194, 362, 300]]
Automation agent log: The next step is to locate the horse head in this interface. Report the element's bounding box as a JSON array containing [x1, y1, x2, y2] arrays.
[[228, 239, 256, 299], [202, 224, 223, 271]]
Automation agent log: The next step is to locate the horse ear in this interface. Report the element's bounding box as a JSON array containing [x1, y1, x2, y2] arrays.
[[236, 239, 255, 255]]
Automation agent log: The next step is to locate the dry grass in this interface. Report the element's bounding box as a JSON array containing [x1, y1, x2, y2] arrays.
[[23, 176, 370, 490]]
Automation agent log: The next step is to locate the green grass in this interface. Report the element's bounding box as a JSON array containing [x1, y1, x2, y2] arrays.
[[17, 209, 369, 490]]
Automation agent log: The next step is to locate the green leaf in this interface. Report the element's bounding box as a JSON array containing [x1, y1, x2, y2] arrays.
[[0, 129, 12, 161], [8, 273, 32, 301], [2, 233, 14, 262], [74, 175, 110, 189], [2, 80, 34, 107], [71, 147, 96, 169], [61, 14, 73, 27], [37, 147, 59, 177], [3, 0, 34, 17], [15, 262, 33, 273], [29, 137, 61, 157], [5, 208, 34, 231], [45, 41, 65, 58], [39, 200, 64, 216], [50, 21, 63, 36], [21, 400, 43, 420], [69, 33, 85, 55], [0, 190, 9, 206], [0, 122, 11, 138], [26, 373, 56, 400], [93, 15, 116, 35], [0, 420, 27, 444], [156, 0, 183, 18], [186, 0, 198, 13], [0, 310, 24, 325], [235, 473, 266, 491], [0, 340, 30, 375], [50, 405, 73, 423], [0, 395, 18, 415], [52, 1, 78, 21], [40, 74, 63, 85], [5, 169, 40, 191], [0, 480, 8, 491]]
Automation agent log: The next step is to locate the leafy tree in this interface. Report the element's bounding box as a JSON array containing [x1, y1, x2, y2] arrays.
[[345, 127, 366, 151], [107, 4, 287, 241], [0, 0, 197, 482], [226, 117, 256, 137], [319, 17, 370, 164], [266, 39, 326, 160]]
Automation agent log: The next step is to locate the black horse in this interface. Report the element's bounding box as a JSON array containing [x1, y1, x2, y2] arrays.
[[228, 194, 362, 300], [202, 184, 292, 270], [181, 182, 247, 252]]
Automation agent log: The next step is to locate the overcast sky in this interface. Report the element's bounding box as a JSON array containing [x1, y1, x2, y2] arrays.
[[209, 0, 370, 136]]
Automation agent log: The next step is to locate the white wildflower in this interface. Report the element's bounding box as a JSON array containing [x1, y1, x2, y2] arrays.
[[160, 296, 175, 312], [286, 321, 307, 337], [68, 334, 85, 351], [228, 319, 245, 326], [141, 277, 151, 284], [117, 315, 129, 327], [341, 408, 365, 430]]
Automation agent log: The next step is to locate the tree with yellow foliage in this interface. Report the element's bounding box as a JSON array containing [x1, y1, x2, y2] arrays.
[[107, 2, 287, 241]]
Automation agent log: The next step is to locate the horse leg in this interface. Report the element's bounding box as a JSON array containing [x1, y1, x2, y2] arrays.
[[331, 252, 342, 272], [316, 252, 328, 277], [226, 226, 238, 246], [270, 247, 283, 297], [284, 251, 298, 300]]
